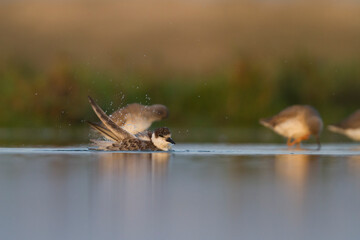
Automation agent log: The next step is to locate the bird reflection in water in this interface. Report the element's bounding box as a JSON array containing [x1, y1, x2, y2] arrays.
[[275, 154, 311, 189], [89, 152, 171, 235], [274, 154, 318, 215], [96, 152, 170, 180]]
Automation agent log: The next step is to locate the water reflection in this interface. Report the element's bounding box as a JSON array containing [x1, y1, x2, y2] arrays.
[[1, 147, 360, 240], [96, 152, 170, 179], [349, 145, 360, 151], [347, 155, 360, 178], [275, 154, 312, 190], [93, 151, 171, 204], [274, 154, 318, 221], [90, 152, 171, 240]]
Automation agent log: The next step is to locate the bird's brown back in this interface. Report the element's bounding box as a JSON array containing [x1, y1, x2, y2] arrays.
[[277, 105, 318, 123], [105, 138, 160, 151], [261, 105, 306, 127], [334, 110, 360, 129]]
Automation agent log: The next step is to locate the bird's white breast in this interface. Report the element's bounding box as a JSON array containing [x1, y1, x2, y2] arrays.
[[274, 119, 309, 138], [344, 129, 360, 141]]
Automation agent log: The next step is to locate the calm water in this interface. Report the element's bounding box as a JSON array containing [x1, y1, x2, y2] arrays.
[[1, 144, 360, 240]]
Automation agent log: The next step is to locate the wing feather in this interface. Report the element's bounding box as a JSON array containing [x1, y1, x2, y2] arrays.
[[87, 121, 120, 141], [88, 96, 135, 140]]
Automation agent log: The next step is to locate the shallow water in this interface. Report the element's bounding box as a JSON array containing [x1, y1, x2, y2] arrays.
[[1, 144, 360, 240]]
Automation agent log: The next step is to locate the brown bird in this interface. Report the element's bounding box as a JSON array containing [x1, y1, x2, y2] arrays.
[[90, 99, 168, 141], [328, 110, 360, 141], [260, 105, 323, 149], [87, 96, 175, 151]]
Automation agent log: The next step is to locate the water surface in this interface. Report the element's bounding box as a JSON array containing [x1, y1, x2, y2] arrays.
[[0, 144, 360, 240]]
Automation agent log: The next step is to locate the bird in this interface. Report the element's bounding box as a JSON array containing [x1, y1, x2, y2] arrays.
[[328, 110, 360, 141], [87, 96, 175, 151], [259, 105, 323, 149], [89, 100, 168, 141], [92, 101, 168, 141]]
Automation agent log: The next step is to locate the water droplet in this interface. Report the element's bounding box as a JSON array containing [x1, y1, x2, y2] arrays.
[[34, 92, 38, 96]]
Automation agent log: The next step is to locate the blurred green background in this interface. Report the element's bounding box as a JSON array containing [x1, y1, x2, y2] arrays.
[[0, 0, 360, 145]]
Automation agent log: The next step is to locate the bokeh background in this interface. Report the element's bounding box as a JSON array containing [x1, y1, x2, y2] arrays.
[[1, 0, 360, 145]]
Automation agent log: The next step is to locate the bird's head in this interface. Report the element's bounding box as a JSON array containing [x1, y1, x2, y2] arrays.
[[151, 127, 175, 151]]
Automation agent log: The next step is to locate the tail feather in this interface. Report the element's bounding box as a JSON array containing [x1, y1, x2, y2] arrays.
[[87, 121, 119, 142], [328, 125, 345, 134], [259, 118, 273, 128], [88, 96, 135, 140]]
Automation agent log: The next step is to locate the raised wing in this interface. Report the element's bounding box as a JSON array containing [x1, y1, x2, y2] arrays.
[[88, 96, 135, 140]]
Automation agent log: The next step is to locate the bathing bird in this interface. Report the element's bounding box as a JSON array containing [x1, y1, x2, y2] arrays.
[[328, 110, 360, 141], [259, 105, 323, 149], [90, 99, 168, 141], [87, 96, 175, 151]]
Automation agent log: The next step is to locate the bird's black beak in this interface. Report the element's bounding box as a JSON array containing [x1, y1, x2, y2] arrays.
[[166, 137, 176, 144]]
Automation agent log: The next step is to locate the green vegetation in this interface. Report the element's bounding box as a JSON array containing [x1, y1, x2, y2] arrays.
[[1, 56, 359, 131]]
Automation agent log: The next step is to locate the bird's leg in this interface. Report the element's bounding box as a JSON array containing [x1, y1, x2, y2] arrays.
[[300, 134, 310, 142], [315, 135, 321, 150], [292, 134, 310, 149], [287, 138, 294, 147]]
